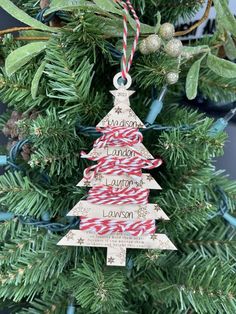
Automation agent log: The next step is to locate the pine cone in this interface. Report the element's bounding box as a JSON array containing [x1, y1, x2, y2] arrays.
[[22, 144, 31, 155], [3, 110, 39, 161], [40, 0, 50, 9]]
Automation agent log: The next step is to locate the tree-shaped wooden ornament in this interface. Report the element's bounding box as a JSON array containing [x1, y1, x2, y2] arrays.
[[58, 73, 177, 266]]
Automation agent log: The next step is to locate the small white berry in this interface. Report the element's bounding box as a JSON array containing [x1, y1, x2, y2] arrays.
[[165, 39, 183, 58], [159, 23, 175, 40], [166, 72, 179, 85], [145, 34, 162, 53], [139, 39, 149, 55]]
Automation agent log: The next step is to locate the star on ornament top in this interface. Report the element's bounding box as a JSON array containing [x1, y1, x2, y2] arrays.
[[110, 89, 135, 107]]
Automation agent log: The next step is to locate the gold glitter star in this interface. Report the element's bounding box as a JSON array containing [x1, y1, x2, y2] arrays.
[[77, 238, 84, 245], [107, 257, 115, 264]]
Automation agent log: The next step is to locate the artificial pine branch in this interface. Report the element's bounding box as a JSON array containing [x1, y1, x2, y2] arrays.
[[70, 257, 126, 313], [0, 171, 52, 217], [0, 0, 236, 313]]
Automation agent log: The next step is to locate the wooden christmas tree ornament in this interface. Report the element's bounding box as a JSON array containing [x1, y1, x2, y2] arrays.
[[58, 72, 177, 266]]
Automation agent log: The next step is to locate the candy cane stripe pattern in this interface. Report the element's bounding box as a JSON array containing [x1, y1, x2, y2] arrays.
[[87, 186, 149, 205], [117, 0, 141, 80], [80, 124, 162, 235], [80, 217, 156, 236], [94, 127, 143, 148], [81, 153, 162, 181]]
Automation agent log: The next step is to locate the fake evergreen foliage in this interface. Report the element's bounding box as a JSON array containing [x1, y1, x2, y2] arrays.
[[0, 0, 236, 313]]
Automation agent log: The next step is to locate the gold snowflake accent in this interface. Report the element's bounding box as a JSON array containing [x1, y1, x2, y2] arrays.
[[75, 204, 88, 216], [137, 123, 144, 128], [77, 238, 84, 245], [90, 151, 100, 158], [141, 149, 151, 159], [136, 207, 148, 219], [128, 109, 138, 118], [95, 173, 104, 181], [119, 248, 127, 261], [135, 179, 144, 188], [65, 231, 75, 241], [115, 107, 122, 114], [154, 205, 161, 211], [158, 238, 169, 248], [83, 180, 91, 187]]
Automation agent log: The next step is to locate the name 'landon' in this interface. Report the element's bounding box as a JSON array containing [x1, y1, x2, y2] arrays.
[[106, 147, 136, 158]]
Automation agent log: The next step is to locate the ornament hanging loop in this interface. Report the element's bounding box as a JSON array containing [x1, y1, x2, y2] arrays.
[[118, 0, 140, 80], [113, 72, 132, 90]]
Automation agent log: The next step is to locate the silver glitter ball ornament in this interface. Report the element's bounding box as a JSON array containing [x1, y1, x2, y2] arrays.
[[159, 23, 175, 40], [145, 34, 162, 53], [139, 39, 149, 55], [166, 72, 179, 85], [165, 39, 183, 58]]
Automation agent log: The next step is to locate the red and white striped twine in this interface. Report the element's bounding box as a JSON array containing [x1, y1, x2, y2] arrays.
[[118, 0, 140, 80], [87, 185, 149, 205], [94, 127, 143, 148], [80, 217, 156, 236], [80, 126, 162, 236], [81, 153, 162, 181]]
